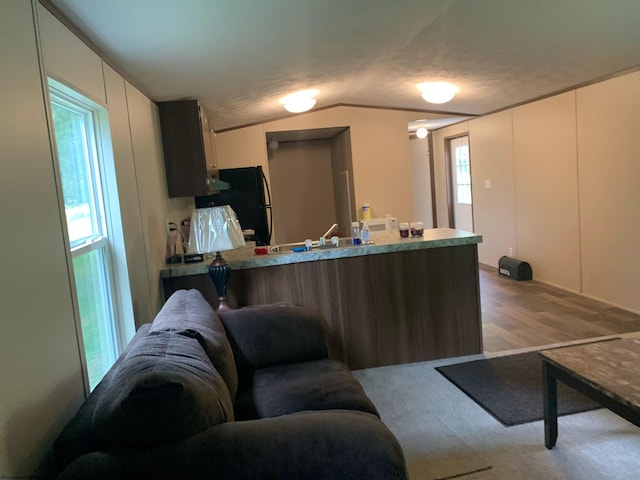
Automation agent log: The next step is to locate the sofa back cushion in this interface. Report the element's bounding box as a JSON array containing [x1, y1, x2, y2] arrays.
[[91, 330, 233, 449], [219, 305, 329, 372], [150, 289, 238, 399], [53, 324, 152, 470]]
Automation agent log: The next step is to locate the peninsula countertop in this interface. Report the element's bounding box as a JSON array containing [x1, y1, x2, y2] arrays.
[[160, 227, 482, 278]]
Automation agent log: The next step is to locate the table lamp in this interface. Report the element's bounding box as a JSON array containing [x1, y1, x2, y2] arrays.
[[187, 205, 246, 312]]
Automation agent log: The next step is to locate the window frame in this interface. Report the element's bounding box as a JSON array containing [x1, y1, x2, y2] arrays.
[[48, 78, 134, 392], [454, 144, 472, 206]]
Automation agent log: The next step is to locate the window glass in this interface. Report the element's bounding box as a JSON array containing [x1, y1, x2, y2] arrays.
[[72, 248, 117, 387], [50, 87, 119, 391], [455, 144, 472, 205], [51, 102, 104, 248]]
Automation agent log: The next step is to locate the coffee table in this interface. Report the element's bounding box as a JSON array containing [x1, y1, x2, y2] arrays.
[[540, 337, 640, 449]]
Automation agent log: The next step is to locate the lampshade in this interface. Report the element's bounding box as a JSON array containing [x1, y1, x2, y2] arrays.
[[187, 205, 245, 254]]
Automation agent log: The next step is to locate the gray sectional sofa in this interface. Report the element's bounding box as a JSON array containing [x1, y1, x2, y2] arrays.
[[53, 289, 407, 479]]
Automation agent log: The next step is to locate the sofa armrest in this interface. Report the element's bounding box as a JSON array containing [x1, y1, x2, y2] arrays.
[[218, 305, 329, 371], [55, 410, 407, 480]]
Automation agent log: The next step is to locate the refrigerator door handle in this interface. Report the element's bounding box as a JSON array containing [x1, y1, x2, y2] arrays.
[[262, 169, 272, 207], [264, 204, 272, 244], [262, 169, 272, 243]]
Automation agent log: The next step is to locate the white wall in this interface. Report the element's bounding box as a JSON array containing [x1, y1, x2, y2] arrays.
[[433, 71, 640, 313], [0, 2, 84, 475], [0, 2, 191, 475]]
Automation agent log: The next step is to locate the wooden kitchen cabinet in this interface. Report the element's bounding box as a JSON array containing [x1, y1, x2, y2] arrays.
[[157, 99, 218, 197]]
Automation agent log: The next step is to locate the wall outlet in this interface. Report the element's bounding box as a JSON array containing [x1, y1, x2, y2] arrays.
[[508, 247, 513, 256]]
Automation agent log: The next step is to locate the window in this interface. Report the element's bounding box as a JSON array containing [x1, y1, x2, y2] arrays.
[[49, 82, 127, 390], [454, 139, 472, 205]]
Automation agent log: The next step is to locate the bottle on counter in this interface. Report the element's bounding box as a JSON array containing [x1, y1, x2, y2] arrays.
[[360, 221, 371, 244], [166, 222, 183, 264], [361, 203, 372, 220], [351, 221, 362, 245]]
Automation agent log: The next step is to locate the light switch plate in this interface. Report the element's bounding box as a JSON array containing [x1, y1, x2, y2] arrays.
[[484, 179, 492, 189]]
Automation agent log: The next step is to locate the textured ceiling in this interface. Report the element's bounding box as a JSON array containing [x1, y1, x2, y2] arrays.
[[49, 0, 640, 132]]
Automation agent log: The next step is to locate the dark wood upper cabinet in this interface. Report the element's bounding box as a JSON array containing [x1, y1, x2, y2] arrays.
[[157, 100, 218, 197]]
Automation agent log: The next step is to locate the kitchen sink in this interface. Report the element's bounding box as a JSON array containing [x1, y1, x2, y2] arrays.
[[269, 237, 355, 254]]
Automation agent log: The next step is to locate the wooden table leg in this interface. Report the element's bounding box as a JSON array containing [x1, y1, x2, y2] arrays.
[[543, 360, 558, 449]]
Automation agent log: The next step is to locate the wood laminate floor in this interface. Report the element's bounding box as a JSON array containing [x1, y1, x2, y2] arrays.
[[479, 264, 640, 353]]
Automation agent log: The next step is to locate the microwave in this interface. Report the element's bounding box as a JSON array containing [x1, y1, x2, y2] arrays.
[[361, 217, 398, 234]]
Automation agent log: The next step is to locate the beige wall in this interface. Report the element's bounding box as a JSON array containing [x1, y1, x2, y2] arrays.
[[432, 121, 470, 227], [269, 140, 336, 243], [216, 106, 436, 225], [216, 124, 272, 188], [576, 71, 640, 310], [410, 137, 433, 228], [330, 129, 356, 235], [124, 83, 193, 314], [512, 93, 581, 290], [433, 72, 640, 313], [37, 2, 193, 321], [103, 64, 154, 327]]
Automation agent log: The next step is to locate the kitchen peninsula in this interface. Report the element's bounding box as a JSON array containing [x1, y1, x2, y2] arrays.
[[161, 228, 483, 369]]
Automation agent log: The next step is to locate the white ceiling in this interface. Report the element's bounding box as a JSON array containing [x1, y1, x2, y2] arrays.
[[48, 0, 640, 132]]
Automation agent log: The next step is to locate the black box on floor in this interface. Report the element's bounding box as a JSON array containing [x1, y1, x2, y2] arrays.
[[498, 256, 532, 281]]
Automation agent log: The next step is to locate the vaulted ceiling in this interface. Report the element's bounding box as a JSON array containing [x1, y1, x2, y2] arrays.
[[49, 0, 640, 132]]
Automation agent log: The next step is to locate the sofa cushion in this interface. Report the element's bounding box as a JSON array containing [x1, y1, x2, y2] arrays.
[[250, 358, 379, 418], [219, 305, 329, 372], [150, 289, 238, 399], [91, 330, 233, 449]]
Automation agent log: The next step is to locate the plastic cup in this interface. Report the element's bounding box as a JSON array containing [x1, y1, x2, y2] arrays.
[[399, 222, 409, 238]]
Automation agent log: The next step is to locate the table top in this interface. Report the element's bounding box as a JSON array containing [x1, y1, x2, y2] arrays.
[[540, 338, 640, 412]]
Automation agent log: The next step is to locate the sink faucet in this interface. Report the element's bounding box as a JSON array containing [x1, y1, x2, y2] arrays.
[[321, 223, 339, 239]]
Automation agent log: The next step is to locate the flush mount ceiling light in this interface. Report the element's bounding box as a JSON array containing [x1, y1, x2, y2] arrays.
[[279, 89, 318, 113], [268, 139, 280, 150], [417, 82, 459, 104], [416, 127, 429, 139]]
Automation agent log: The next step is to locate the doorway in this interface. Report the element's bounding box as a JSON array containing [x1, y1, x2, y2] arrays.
[[266, 127, 355, 244], [445, 134, 474, 232]]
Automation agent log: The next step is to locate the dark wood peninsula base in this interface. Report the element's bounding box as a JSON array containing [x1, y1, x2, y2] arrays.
[[163, 243, 483, 370]]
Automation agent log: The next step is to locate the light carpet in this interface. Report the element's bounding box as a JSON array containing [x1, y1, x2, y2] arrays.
[[353, 352, 640, 480]]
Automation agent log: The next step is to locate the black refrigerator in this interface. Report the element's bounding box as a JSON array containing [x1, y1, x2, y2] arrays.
[[195, 166, 272, 246]]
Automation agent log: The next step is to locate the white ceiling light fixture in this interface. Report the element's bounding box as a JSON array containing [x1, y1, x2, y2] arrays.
[[279, 89, 318, 113], [417, 82, 460, 104], [268, 139, 280, 150], [415, 127, 429, 139]]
